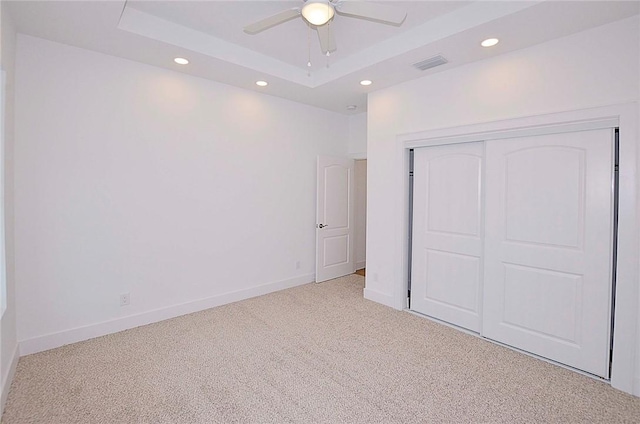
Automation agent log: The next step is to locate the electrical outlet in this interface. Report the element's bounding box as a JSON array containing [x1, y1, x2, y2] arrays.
[[295, 260, 301, 270], [120, 292, 130, 307]]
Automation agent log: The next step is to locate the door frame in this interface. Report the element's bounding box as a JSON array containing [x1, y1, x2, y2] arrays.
[[394, 103, 639, 395]]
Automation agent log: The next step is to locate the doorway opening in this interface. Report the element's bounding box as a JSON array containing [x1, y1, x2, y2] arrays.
[[354, 159, 367, 276]]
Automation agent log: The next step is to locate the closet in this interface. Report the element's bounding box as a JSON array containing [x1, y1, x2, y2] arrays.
[[410, 128, 615, 378]]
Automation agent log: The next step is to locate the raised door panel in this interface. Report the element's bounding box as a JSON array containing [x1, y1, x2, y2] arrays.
[[504, 147, 584, 248], [324, 165, 350, 229]]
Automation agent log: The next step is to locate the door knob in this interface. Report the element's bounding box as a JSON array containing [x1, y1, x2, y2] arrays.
[[318, 224, 328, 228]]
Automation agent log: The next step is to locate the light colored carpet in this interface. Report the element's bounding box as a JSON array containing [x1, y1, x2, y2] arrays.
[[3, 274, 640, 423]]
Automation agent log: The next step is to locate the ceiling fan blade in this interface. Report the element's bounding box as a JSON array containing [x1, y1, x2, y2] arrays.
[[335, 1, 406, 25], [244, 8, 300, 34], [316, 24, 337, 54]]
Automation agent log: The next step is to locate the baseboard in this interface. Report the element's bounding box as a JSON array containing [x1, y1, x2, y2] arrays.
[[355, 261, 366, 270], [363, 287, 395, 308], [1, 343, 19, 416], [19, 273, 315, 356]]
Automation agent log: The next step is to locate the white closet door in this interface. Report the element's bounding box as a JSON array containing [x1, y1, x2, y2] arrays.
[[411, 142, 483, 332], [483, 129, 614, 378]]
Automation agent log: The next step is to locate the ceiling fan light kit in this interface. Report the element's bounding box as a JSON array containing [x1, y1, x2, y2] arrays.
[[301, 0, 335, 26]]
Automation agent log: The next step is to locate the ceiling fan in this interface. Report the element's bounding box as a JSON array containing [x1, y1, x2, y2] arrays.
[[243, 0, 407, 55]]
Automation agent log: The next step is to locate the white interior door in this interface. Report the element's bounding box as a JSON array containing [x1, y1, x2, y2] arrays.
[[316, 156, 355, 283], [483, 129, 614, 378], [411, 142, 483, 332]]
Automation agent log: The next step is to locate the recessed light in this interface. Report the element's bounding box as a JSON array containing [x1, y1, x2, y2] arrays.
[[174, 57, 189, 65], [346, 105, 358, 111], [481, 38, 499, 47], [360, 80, 372, 86], [256, 80, 268, 87]]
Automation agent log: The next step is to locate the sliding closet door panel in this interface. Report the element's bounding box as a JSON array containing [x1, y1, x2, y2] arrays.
[[483, 129, 613, 378], [411, 142, 483, 332]]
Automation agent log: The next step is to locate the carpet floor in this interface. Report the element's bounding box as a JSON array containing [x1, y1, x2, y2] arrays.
[[3, 274, 640, 423]]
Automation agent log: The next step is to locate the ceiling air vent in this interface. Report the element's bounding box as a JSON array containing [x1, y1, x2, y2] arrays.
[[412, 55, 448, 71]]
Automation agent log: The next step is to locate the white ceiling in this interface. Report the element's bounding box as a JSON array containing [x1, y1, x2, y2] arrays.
[[6, 1, 640, 115]]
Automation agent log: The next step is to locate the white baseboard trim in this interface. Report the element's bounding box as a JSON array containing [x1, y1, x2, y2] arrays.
[[1, 343, 19, 416], [355, 261, 366, 270], [363, 287, 395, 308], [19, 273, 315, 356]]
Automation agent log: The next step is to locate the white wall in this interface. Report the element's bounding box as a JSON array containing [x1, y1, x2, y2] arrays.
[[0, 2, 18, 414], [354, 159, 366, 270], [366, 15, 639, 389], [348, 112, 367, 159], [14, 35, 349, 353]]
